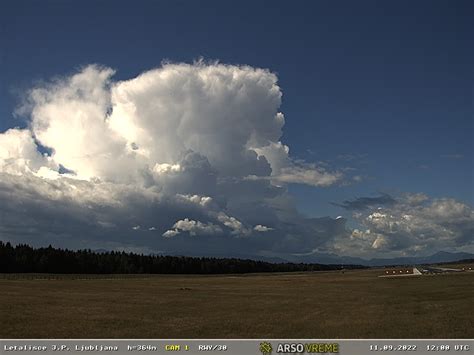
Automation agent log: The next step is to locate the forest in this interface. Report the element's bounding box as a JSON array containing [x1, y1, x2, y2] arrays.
[[0, 241, 366, 274]]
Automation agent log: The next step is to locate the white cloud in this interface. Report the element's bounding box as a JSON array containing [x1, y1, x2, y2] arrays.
[[26, 65, 132, 181], [422, 198, 472, 222], [272, 164, 341, 187], [332, 193, 474, 257], [371, 235, 388, 249], [0, 128, 56, 175], [7, 62, 343, 193], [404, 192, 429, 205], [176, 194, 214, 208], [253, 224, 273, 232], [216, 212, 250, 235], [163, 218, 222, 237], [162, 229, 180, 238], [153, 163, 183, 175], [251, 141, 341, 187]]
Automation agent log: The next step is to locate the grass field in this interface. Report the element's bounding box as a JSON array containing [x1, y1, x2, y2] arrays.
[[1, 267, 473, 339]]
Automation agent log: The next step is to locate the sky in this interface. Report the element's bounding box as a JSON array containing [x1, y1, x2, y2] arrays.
[[0, 0, 472, 261]]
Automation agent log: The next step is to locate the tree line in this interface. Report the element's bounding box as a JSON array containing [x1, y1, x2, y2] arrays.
[[0, 241, 366, 274]]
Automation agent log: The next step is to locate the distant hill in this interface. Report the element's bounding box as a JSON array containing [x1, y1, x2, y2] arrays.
[[282, 251, 474, 267], [152, 250, 474, 267], [364, 251, 474, 266]]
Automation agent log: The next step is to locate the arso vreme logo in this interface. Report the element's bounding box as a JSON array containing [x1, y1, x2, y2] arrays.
[[260, 342, 340, 354]]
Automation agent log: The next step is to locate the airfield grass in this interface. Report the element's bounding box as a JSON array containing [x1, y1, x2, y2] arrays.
[[1, 267, 473, 339]]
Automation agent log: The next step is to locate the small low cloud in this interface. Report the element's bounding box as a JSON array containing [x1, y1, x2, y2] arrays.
[[163, 218, 222, 237], [271, 164, 342, 187], [254, 224, 273, 232]]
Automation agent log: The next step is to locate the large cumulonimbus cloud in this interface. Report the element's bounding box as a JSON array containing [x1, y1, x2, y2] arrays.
[[0, 61, 345, 257], [20, 62, 340, 187], [0, 61, 472, 259]]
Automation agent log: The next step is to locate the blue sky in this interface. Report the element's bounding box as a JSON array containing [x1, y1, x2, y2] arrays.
[[0, 0, 472, 259]]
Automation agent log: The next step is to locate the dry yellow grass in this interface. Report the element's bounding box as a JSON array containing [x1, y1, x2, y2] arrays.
[[1, 268, 473, 339]]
